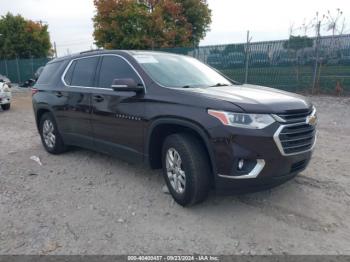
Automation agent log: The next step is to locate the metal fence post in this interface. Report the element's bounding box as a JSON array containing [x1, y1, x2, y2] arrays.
[[16, 56, 21, 83], [312, 21, 321, 94], [31, 56, 34, 76], [4, 58, 8, 77], [244, 30, 251, 84]]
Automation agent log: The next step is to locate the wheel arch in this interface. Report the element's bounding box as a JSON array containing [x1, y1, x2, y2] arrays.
[[146, 118, 217, 175], [35, 106, 54, 130]]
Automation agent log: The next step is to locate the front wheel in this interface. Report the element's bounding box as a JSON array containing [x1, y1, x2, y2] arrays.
[[1, 103, 10, 110], [162, 133, 211, 206]]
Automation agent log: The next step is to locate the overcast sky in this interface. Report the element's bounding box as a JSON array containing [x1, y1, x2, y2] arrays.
[[1, 0, 349, 56]]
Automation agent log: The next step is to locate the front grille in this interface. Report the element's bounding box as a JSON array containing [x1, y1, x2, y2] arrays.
[[274, 108, 317, 155], [276, 109, 312, 124], [278, 123, 316, 154]]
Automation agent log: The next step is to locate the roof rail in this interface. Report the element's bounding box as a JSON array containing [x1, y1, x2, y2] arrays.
[[79, 49, 104, 54]]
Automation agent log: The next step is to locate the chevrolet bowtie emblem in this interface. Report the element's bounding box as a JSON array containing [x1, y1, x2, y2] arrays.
[[306, 114, 317, 126]]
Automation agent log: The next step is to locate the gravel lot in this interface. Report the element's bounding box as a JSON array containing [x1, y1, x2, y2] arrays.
[[0, 90, 350, 255]]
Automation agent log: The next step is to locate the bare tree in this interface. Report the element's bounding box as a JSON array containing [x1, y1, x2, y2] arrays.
[[324, 9, 346, 36]]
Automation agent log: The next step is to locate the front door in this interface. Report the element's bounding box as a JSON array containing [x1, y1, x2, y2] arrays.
[[91, 55, 145, 163]]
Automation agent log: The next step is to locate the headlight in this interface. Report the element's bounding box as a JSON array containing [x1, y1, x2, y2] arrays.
[[208, 109, 275, 129], [0, 84, 10, 92]]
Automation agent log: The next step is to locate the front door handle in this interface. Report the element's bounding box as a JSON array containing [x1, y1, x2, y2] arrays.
[[93, 95, 104, 102]]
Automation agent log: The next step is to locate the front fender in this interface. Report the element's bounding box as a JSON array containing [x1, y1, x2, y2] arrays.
[[145, 117, 217, 174]]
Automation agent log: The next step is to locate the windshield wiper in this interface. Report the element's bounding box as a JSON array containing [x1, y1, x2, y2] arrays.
[[181, 85, 195, 88], [209, 83, 230, 87]]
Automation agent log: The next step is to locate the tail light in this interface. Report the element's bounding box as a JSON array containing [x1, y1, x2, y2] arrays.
[[31, 88, 39, 96]]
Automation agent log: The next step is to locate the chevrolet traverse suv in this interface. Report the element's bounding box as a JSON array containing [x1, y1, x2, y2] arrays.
[[32, 50, 317, 206]]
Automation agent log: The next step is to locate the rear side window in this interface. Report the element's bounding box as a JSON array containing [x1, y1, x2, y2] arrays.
[[70, 57, 99, 87], [36, 61, 63, 85], [63, 61, 76, 85], [98, 56, 141, 88]]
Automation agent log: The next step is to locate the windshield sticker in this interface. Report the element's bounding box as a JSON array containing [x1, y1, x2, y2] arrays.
[[134, 55, 159, 64]]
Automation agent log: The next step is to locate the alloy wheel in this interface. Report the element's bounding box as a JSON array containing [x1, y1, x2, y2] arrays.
[[165, 148, 186, 194], [42, 119, 56, 148]]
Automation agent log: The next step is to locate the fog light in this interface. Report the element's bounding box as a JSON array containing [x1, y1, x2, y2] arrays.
[[238, 159, 244, 170]]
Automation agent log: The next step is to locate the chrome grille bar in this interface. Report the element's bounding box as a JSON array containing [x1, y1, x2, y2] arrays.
[[273, 107, 317, 156]]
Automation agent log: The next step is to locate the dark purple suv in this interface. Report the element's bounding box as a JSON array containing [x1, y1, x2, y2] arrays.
[[32, 50, 317, 206]]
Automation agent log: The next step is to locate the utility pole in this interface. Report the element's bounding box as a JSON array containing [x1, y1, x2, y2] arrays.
[[312, 21, 321, 94], [244, 30, 252, 84]]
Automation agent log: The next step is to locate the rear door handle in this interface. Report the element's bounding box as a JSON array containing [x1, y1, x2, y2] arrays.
[[93, 95, 104, 102], [55, 91, 63, 98]]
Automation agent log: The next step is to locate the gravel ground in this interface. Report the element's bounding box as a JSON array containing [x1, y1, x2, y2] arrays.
[[0, 90, 350, 255]]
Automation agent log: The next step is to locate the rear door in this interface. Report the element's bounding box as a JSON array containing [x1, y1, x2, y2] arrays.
[[59, 56, 99, 147], [91, 55, 145, 162]]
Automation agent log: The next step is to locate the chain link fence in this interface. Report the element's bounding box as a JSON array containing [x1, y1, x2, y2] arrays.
[[161, 34, 350, 95], [1, 34, 349, 94], [0, 57, 50, 84]]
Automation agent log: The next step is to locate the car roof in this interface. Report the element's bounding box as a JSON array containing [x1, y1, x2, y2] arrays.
[[48, 49, 180, 64]]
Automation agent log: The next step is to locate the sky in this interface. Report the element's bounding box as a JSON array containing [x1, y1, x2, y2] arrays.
[[0, 0, 349, 56]]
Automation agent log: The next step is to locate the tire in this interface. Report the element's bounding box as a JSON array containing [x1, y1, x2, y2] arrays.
[[1, 103, 10, 110], [162, 133, 211, 206], [39, 112, 67, 154]]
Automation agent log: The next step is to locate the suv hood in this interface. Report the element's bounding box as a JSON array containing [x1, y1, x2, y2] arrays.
[[185, 84, 312, 113]]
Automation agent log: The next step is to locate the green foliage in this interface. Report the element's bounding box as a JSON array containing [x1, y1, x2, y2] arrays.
[[93, 0, 212, 49], [0, 13, 52, 59], [174, 0, 212, 47], [283, 35, 313, 51], [93, 1, 151, 49]]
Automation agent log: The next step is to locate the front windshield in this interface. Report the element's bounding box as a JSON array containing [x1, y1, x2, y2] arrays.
[[133, 53, 232, 88]]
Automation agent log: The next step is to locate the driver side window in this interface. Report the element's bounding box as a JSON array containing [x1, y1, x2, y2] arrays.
[[98, 56, 142, 89]]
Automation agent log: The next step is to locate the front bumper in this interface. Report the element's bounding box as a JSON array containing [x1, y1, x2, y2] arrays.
[[208, 122, 315, 192]]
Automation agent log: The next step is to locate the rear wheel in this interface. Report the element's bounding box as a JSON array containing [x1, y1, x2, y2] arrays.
[[1, 103, 10, 110], [39, 113, 67, 154], [162, 133, 211, 206]]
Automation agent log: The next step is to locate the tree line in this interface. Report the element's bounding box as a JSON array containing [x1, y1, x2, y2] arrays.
[[0, 4, 347, 59], [93, 0, 212, 49], [0, 13, 52, 59], [0, 0, 212, 59]]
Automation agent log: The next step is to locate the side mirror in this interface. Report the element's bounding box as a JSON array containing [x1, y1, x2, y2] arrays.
[[111, 78, 144, 92]]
